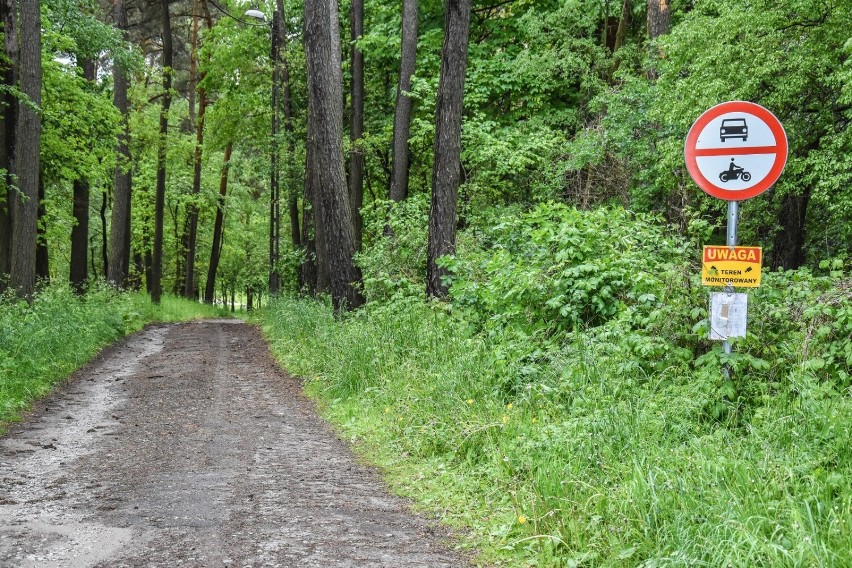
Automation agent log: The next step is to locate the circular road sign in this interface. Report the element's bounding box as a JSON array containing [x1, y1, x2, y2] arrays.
[[684, 101, 788, 200]]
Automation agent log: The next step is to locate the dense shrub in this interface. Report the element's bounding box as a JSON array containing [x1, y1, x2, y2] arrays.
[[357, 195, 431, 302], [261, 204, 852, 566]]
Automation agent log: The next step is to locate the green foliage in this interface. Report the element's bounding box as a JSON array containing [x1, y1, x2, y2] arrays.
[[0, 283, 227, 427], [260, 202, 852, 566], [593, 0, 852, 262], [357, 194, 430, 302], [444, 203, 692, 332]]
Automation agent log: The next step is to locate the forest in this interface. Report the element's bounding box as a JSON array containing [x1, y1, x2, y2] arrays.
[[2, 0, 852, 565]]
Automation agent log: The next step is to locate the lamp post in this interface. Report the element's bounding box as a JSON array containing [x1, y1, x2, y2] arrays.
[[245, 7, 281, 295]]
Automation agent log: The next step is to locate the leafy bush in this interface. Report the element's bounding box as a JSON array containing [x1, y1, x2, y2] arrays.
[[444, 203, 692, 332], [260, 204, 852, 566], [357, 194, 431, 303]]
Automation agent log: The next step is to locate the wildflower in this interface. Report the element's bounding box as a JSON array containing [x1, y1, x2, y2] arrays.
[[518, 515, 527, 524], [502, 415, 509, 424], [506, 403, 513, 410], [466, 399, 474, 405], [384, 407, 391, 414]]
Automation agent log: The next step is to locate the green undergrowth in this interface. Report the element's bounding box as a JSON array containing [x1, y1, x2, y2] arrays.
[[259, 205, 852, 567], [0, 282, 227, 427]]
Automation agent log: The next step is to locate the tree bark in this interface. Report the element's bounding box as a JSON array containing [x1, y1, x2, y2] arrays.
[[304, 0, 364, 311], [70, 177, 90, 290], [268, 9, 282, 295], [614, 0, 631, 51], [152, 0, 173, 304], [300, 143, 318, 294], [426, 0, 471, 298], [348, 0, 365, 249], [187, 0, 198, 133], [389, 0, 418, 203], [35, 170, 48, 281], [204, 143, 232, 304], [101, 191, 109, 278], [646, 0, 670, 39], [183, 69, 207, 298], [173, 208, 186, 295], [275, 0, 300, 255], [183, 0, 208, 298], [70, 58, 97, 292], [646, 0, 670, 80], [108, 0, 132, 287], [0, 0, 17, 288], [9, 0, 41, 299], [771, 191, 811, 271], [607, 0, 632, 78]]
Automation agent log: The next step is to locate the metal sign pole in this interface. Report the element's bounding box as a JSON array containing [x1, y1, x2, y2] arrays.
[[724, 200, 739, 356]]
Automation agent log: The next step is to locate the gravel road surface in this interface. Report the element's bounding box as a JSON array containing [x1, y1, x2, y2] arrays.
[[0, 320, 466, 568]]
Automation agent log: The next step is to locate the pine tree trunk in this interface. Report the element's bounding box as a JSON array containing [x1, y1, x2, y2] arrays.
[[268, 9, 282, 295], [771, 191, 811, 271], [35, 170, 48, 281], [204, 143, 232, 304], [101, 191, 109, 278], [9, 0, 41, 299], [300, 142, 318, 294], [0, 0, 17, 288], [183, 0, 209, 299], [70, 58, 96, 292], [173, 209, 187, 295], [646, 0, 670, 80], [108, 0, 132, 287], [348, 0, 365, 249], [304, 0, 364, 312], [389, 0, 418, 203], [646, 0, 670, 39], [70, 177, 90, 290], [276, 0, 300, 255], [152, 0, 173, 304], [312, 142, 330, 294], [187, 0, 198, 133], [184, 82, 207, 298], [426, 0, 471, 298]]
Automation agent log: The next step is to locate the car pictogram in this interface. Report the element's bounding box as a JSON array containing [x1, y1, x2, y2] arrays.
[[720, 118, 748, 142]]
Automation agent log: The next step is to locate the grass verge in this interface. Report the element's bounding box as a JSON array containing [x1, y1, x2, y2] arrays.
[[259, 294, 852, 567]]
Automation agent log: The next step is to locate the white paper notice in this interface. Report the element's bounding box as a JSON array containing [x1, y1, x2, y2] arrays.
[[709, 292, 748, 340]]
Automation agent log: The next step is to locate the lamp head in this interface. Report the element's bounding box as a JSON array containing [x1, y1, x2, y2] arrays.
[[244, 9, 266, 21]]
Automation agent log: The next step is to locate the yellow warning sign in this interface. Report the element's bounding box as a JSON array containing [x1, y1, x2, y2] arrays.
[[702, 246, 762, 287]]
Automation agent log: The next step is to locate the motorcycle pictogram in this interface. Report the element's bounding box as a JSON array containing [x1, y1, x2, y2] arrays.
[[719, 159, 751, 183]]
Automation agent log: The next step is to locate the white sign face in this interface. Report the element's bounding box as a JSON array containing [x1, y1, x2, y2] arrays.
[[685, 101, 788, 201], [709, 292, 748, 340], [694, 113, 777, 192]]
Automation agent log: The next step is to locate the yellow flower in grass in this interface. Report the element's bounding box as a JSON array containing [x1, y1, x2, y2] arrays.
[[502, 415, 509, 424], [466, 399, 474, 405], [518, 515, 527, 524], [384, 407, 391, 414], [506, 403, 513, 410]]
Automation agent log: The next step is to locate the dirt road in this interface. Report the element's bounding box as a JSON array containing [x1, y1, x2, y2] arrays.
[[0, 320, 466, 567]]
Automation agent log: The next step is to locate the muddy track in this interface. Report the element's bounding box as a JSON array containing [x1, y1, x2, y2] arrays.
[[0, 320, 467, 567]]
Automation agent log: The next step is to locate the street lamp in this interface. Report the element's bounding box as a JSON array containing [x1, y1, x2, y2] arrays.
[[245, 7, 281, 295]]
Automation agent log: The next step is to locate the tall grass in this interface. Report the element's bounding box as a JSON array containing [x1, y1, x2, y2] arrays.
[[0, 283, 227, 425], [261, 295, 852, 567]]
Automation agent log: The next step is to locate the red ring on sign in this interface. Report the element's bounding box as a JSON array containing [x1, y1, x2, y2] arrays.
[[684, 101, 788, 201]]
